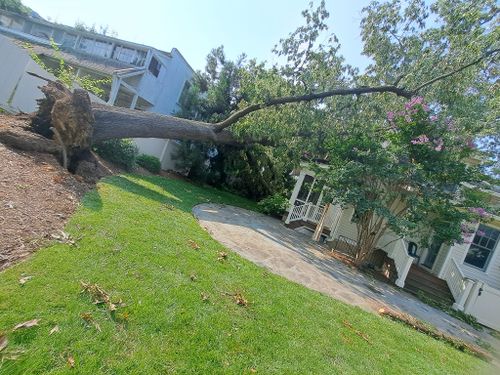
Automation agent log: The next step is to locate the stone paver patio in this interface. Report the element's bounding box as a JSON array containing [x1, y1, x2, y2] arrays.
[[193, 203, 500, 351]]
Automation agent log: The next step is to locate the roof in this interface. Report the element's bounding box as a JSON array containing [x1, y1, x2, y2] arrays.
[[15, 39, 129, 75], [0, 9, 172, 57]]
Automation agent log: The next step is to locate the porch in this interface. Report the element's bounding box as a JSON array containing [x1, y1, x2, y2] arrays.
[[284, 168, 500, 331]]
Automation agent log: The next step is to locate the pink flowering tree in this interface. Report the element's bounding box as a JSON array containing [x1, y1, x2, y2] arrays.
[[319, 97, 492, 267]]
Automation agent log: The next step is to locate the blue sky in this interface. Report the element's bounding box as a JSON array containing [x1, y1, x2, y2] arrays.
[[23, 0, 371, 71]]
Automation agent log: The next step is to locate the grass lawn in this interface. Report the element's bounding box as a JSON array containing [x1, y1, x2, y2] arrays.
[[0, 174, 491, 374]]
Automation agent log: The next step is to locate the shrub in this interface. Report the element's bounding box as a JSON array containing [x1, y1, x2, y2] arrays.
[[93, 139, 138, 170], [258, 193, 289, 217], [137, 154, 161, 174]]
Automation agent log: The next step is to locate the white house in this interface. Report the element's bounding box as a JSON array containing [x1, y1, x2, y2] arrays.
[[284, 166, 500, 331], [0, 9, 194, 171]]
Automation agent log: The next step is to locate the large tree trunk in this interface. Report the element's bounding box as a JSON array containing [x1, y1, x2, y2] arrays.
[[3, 48, 490, 171], [91, 104, 240, 145]]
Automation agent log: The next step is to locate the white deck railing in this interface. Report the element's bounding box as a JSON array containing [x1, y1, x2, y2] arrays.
[[286, 202, 327, 225], [305, 204, 324, 223], [287, 203, 309, 222], [442, 258, 474, 310], [378, 234, 414, 288]]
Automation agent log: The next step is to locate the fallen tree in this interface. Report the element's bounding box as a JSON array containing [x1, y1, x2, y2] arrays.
[[0, 0, 497, 173], [1, 44, 495, 171]]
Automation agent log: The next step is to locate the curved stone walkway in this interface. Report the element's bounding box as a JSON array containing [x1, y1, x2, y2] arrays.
[[193, 203, 500, 351]]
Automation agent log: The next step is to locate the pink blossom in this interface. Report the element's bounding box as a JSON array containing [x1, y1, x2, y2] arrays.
[[461, 224, 475, 243], [411, 134, 430, 145], [469, 207, 489, 218], [406, 96, 424, 108], [430, 115, 438, 122], [476, 230, 486, 237], [387, 111, 395, 121]]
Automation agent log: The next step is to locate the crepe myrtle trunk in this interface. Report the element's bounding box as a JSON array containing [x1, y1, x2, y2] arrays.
[[353, 212, 386, 267]]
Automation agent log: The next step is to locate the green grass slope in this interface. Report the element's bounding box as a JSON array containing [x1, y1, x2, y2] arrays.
[[0, 175, 489, 374]]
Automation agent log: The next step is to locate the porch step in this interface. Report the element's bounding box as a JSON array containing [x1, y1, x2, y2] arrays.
[[404, 265, 454, 304], [285, 220, 331, 235]]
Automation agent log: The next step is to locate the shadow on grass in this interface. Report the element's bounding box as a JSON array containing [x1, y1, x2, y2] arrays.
[[82, 173, 257, 218], [81, 189, 103, 211]]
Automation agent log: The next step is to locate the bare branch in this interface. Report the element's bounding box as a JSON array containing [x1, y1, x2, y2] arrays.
[[213, 49, 498, 132], [413, 48, 500, 93], [213, 85, 412, 132]]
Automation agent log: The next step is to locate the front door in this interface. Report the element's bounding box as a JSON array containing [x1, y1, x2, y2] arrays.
[[422, 239, 442, 269]]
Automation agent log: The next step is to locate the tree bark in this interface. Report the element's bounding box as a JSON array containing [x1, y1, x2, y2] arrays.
[[0, 116, 61, 154], [91, 104, 241, 145], [12, 45, 496, 170]]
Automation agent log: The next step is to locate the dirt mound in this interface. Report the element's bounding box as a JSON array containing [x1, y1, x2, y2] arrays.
[[0, 114, 115, 270]]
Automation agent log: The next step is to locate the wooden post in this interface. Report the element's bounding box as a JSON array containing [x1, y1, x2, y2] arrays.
[[312, 203, 331, 242]]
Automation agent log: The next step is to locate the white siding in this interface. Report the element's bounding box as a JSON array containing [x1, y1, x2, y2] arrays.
[[461, 240, 500, 289], [431, 244, 450, 276], [440, 224, 500, 290], [0, 35, 104, 113], [330, 206, 358, 241]]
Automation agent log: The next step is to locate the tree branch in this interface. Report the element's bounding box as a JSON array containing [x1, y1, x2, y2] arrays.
[[213, 49, 499, 132], [212, 85, 413, 132], [413, 48, 500, 93]]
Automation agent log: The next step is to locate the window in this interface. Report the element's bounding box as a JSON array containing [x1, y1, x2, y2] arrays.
[[113, 46, 147, 66], [78, 37, 93, 52], [30, 24, 52, 39], [180, 80, 191, 97], [113, 46, 136, 64], [132, 50, 147, 66], [92, 40, 112, 58], [61, 34, 77, 49], [464, 225, 499, 271], [148, 57, 161, 77]]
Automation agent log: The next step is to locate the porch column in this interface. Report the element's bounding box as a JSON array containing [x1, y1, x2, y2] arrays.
[[285, 171, 306, 224], [289, 171, 306, 205], [130, 94, 139, 110], [460, 280, 481, 312], [395, 256, 413, 288], [312, 203, 331, 242], [108, 76, 121, 106]]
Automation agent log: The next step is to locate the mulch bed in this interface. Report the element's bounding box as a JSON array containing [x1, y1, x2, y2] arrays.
[[0, 114, 107, 271]]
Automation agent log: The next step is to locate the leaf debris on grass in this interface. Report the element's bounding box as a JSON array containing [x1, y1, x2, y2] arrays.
[[67, 355, 75, 368], [0, 334, 7, 352], [378, 308, 491, 361], [219, 291, 249, 307], [187, 240, 200, 250], [163, 203, 176, 211], [12, 319, 40, 331], [80, 312, 101, 332], [80, 281, 123, 312], [50, 230, 77, 246], [49, 325, 60, 335], [217, 251, 228, 262], [342, 320, 371, 344], [201, 292, 210, 302], [18, 275, 32, 286]]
